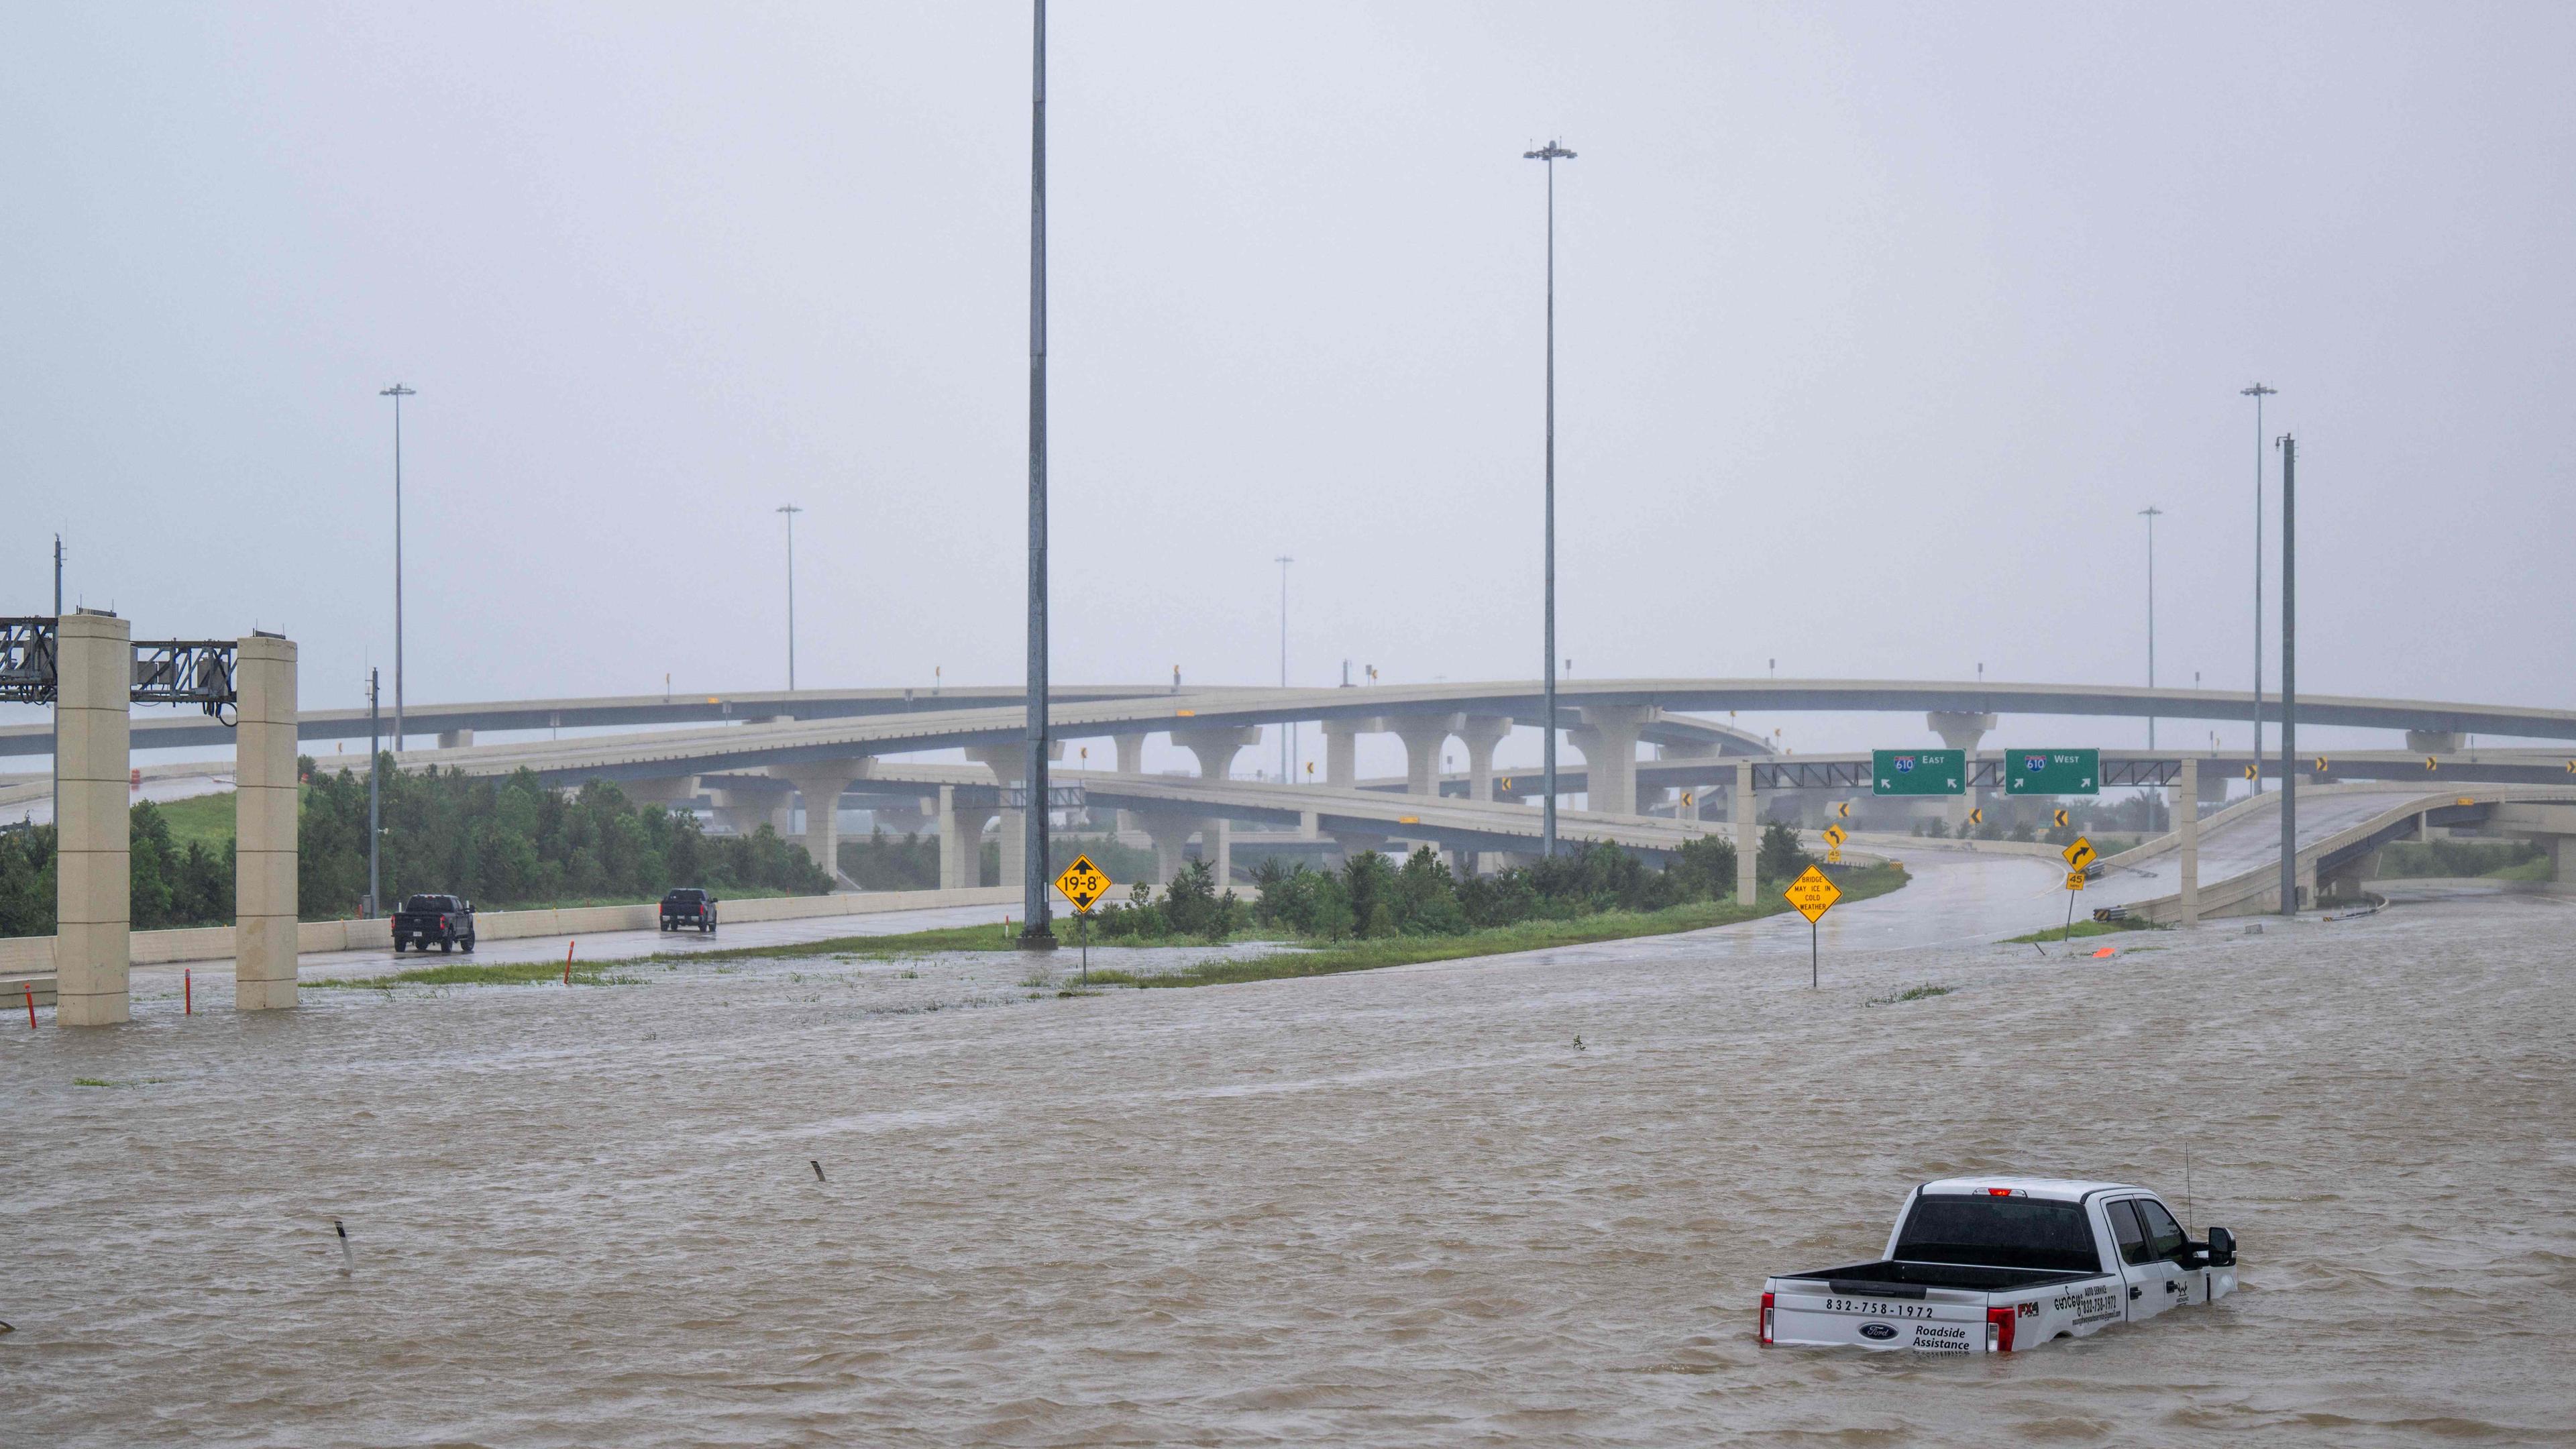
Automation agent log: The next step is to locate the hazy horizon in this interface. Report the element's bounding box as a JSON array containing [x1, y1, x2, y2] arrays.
[[8, 2, 2572, 776]]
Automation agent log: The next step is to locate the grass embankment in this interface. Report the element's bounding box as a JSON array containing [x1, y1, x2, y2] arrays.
[[2002, 916, 2161, 945], [156, 790, 243, 853], [309, 958, 645, 990], [1087, 864, 1911, 989], [311, 864, 1914, 991]]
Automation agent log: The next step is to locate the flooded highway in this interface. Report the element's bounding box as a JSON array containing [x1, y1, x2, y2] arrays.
[[7, 853, 2572, 1446]]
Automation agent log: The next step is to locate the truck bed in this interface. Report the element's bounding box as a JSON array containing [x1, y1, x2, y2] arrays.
[[1776, 1259, 2097, 1296]]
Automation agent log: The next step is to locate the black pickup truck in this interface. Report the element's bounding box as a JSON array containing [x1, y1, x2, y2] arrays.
[[659, 888, 719, 934], [391, 894, 476, 953]]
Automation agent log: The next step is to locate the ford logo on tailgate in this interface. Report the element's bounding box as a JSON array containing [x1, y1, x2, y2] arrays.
[[1859, 1323, 1898, 1340]]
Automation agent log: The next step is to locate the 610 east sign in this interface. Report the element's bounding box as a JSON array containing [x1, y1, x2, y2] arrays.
[[1872, 749, 1966, 797]]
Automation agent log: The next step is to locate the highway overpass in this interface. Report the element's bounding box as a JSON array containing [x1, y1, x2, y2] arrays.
[[11, 676, 2576, 761]]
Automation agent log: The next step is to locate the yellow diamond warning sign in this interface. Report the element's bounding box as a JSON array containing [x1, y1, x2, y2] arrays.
[[1822, 824, 1847, 847], [1784, 865, 1841, 924], [2062, 837, 2096, 872], [1053, 855, 1112, 913]]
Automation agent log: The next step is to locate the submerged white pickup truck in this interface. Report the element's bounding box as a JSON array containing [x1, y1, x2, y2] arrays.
[[1761, 1176, 2237, 1354]]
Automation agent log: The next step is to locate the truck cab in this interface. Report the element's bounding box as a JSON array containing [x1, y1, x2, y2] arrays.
[[1761, 1176, 2237, 1353]]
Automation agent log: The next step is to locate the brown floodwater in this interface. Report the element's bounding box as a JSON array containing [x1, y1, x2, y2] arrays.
[[6, 856, 2573, 1446]]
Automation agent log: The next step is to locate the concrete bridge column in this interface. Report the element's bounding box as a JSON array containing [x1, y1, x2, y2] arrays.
[[1568, 704, 1653, 817], [233, 633, 299, 1012], [1136, 810, 1202, 887], [965, 741, 1060, 891], [1322, 716, 1382, 789], [2406, 730, 2463, 755], [1171, 724, 1261, 782], [625, 775, 698, 813], [778, 761, 867, 881], [1928, 710, 1998, 830], [1735, 758, 1759, 906], [938, 788, 993, 890], [1456, 716, 1514, 801], [1112, 733, 1146, 832], [712, 781, 791, 838], [435, 728, 474, 750], [2178, 757, 2200, 926], [1392, 714, 1460, 796], [1299, 809, 1320, 840], [55, 610, 131, 1027], [1329, 830, 1389, 867]]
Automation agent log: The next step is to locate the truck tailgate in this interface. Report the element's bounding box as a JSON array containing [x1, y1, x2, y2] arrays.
[[1765, 1281, 1989, 1353]]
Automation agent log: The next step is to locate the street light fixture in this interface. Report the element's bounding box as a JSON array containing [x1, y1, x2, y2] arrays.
[[1524, 137, 1574, 857], [2241, 382, 2275, 788], [776, 504, 804, 690], [379, 383, 415, 747]]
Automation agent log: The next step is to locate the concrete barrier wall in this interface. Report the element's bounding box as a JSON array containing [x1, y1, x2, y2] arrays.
[[0, 885, 1023, 973]]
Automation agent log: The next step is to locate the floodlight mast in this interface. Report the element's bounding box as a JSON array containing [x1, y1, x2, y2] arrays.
[[1523, 138, 1574, 855]]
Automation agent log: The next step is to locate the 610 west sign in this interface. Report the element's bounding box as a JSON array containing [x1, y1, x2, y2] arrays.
[[2004, 748, 2100, 796]]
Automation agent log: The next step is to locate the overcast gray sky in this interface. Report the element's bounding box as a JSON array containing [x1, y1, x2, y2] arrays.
[[7, 3, 2573, 769]]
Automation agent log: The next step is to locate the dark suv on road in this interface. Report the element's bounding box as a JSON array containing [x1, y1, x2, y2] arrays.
[[659, 888, 719, 934]]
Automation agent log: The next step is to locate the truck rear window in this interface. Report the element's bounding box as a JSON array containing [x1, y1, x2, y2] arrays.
[[1895, 1194, 2102, 1274]]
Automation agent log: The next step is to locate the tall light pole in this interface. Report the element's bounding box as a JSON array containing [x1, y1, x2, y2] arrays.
[[1019, 0, 1055, 949], [379, 383, 415, 747], [2277, 433, 2297, 916], [1524, 138, 1574, 857], [776, 504, 803, 690], [2241, 382, 2274, 790], [1275, 555, 1293, 782], [2140, 504, 2163, 748], [366, 667, 382, 918]]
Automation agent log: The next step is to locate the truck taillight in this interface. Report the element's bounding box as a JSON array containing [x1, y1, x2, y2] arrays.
[[1760, 1291, 1774, 1346], [440, 916, 450, 928], [1985, 1305, 2017, 1354]]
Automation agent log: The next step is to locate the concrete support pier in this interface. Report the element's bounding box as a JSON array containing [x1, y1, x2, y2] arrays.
[[938, 787, 989, 890], [1171, 724, 1260, 782], [233, 633, 299, 1011], [1112, 733, 1145, 832], [1322, 717, 1381, 789], [1393, 714, 1458, 796], [55, 610, 131, 1026], [1136, 810, 1197, 885], [779, 761, 867, 881], [2177, 757, 2200, 926], [625, 775, 699, 813], [1927, 710, 1997, 829], [1734, 757, 1758, 906], [1457, 716, 1513, 801], [1568, 704, 1652, 817]]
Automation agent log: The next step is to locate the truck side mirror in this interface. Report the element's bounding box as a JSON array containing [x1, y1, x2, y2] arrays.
[[2204, 1226, 2235, 1265]]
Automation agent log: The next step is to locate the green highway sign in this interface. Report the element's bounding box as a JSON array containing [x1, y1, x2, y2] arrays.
[[2004, 748, 2100, 796], [1872, 749, 1966, 796]]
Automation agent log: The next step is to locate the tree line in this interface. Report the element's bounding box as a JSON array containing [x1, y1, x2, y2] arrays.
[[0, 758, 832, 938], [1088, 824, 1814, 944]]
